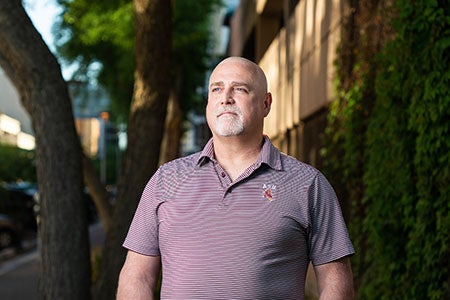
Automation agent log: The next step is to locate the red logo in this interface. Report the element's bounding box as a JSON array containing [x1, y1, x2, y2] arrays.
[[262, 183, 276, 201]]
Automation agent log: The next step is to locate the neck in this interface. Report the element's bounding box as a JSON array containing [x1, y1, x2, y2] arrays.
[[212, 134, 264, 181]]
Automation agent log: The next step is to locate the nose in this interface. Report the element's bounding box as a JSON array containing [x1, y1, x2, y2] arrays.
[[221, 88, 235, 105]]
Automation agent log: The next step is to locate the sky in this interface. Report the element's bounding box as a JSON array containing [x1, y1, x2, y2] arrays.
[[24, 0, 60, 51], [23, 0, 77, 79]]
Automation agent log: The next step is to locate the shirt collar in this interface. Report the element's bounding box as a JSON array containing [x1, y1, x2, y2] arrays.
[[196, 135, 282, 171], [258, 135, 283, 170], [196, 138, 215, 166]]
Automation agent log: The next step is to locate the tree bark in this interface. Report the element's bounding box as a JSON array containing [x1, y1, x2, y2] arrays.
[[159, 66, 184, 165], [0, 2, 91, 299], [93, 0, 172, 298], [159, 90, 183, 165], [82, 153, 113, 231]]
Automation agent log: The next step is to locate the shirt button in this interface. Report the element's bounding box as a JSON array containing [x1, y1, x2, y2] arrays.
[[221, 172, 226, 177]]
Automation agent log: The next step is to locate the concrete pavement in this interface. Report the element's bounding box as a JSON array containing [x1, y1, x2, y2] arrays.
[[0, 222, 104, 299], [0, 250, 39, 299]]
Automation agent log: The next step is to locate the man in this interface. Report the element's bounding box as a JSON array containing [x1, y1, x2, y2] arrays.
[[117, 57, 355, 299]]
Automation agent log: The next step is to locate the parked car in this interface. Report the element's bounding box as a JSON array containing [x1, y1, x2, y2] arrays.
[[0, 182, 38, 233], [0, 213, 22, 250]]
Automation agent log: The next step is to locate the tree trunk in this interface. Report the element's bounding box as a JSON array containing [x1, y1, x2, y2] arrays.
[[82, 153, 113, 231], [0, 2, 91, 299], [159, 90, 183, 165], [93, 0, 172, 298]]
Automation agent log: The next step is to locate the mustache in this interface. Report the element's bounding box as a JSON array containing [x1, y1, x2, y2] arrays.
[[215, 106, 243, 117]]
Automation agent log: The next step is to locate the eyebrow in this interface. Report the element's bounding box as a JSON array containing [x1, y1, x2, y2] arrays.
[[209, 81, 251, 89]]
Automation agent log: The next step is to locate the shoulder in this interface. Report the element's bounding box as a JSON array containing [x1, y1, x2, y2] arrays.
[[153, 152, 201, 183], [160, 152, 200, 171], [279, 152, 320, 180], [141, 152, 202, 199]]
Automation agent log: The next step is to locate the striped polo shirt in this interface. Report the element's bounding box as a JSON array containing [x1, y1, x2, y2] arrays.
[[124, 136, 354, 299]]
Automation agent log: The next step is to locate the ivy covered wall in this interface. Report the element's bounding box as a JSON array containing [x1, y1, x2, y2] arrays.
[[322, 1, 450, 298]]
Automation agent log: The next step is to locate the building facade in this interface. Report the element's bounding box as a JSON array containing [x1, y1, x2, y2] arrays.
[[0, 68, 35, 150], [228, 0, 348, 169]]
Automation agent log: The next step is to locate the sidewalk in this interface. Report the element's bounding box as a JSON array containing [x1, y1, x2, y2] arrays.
[[0, 250, 38, 299], [0, 222, 105, 299]]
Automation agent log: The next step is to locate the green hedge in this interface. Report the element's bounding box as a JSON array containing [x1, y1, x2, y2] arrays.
[[323, 1, 450, 298]]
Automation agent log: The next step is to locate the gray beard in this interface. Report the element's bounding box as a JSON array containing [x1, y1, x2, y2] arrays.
[[214, 116, 244, 136]]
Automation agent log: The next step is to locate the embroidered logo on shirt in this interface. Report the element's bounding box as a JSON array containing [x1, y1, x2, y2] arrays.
[[262, 183, 276, 201]]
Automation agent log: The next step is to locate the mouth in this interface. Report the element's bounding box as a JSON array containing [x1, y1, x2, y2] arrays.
[[217, 111, 237, 118]]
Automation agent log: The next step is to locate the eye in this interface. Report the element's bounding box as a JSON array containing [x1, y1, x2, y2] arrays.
[[235, 87, 248, 93], [211, 86, 221, 92]]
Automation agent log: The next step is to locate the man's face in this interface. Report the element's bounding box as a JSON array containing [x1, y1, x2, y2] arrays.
[[206, 59, 270, 138]]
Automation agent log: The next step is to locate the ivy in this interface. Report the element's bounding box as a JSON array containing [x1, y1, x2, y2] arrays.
[[323, 0, 450, 298]]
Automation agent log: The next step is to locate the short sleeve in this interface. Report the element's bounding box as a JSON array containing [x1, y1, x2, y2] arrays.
[[123, 170, 162, 256], [308, 172, 354, 265]]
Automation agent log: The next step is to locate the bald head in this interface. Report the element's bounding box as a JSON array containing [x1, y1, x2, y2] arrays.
[[210, 57, 268, 95]]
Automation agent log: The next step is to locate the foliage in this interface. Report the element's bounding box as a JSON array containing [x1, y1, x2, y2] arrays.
[[55, 0, 135, 121], [323, 0, 450, 298], [0, 143, 36, 182], [54, 0, 223, 122], [171, 0, 223, 113]]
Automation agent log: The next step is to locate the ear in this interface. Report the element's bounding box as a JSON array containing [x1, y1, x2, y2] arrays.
[[263, 92, 272, 117]]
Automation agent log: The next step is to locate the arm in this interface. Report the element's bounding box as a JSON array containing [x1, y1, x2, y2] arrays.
[[314, 256, 354, 300], [117, 250, 161, 300]]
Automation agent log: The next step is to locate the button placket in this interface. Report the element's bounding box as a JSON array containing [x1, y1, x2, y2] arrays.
[[213, 163, 232, 207], [215, 164, 231, 188]]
